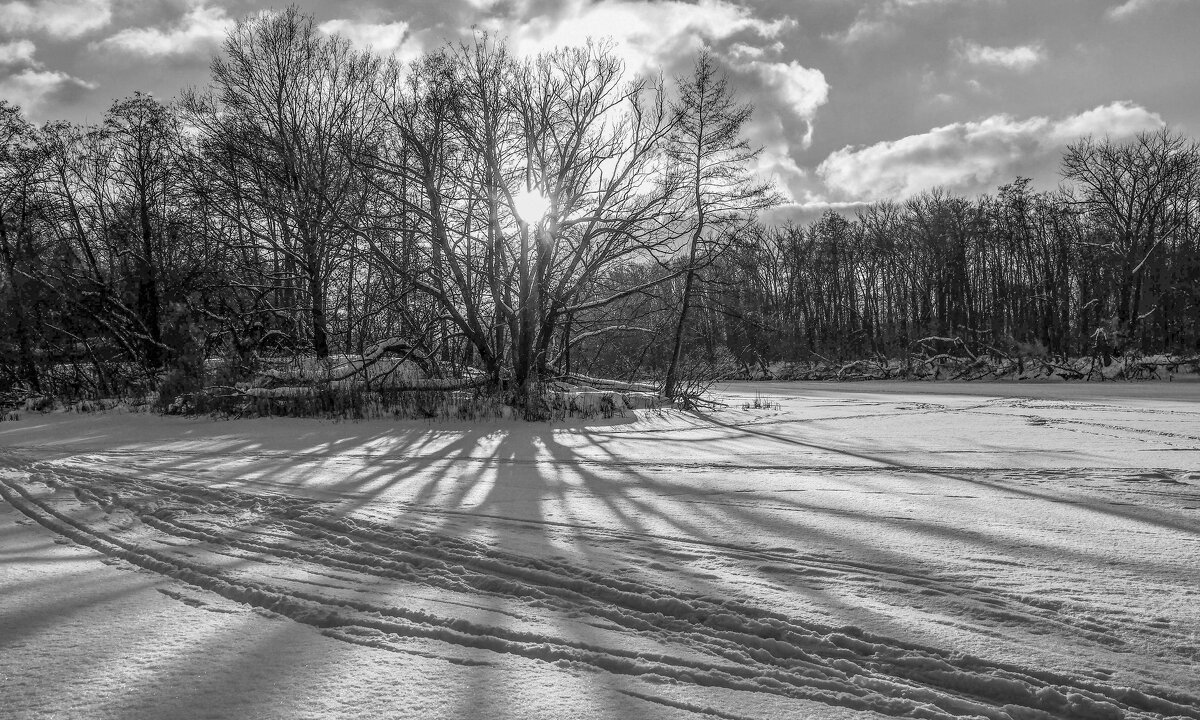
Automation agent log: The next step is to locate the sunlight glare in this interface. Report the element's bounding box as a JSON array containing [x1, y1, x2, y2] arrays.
[[512, 189, 551, 223]]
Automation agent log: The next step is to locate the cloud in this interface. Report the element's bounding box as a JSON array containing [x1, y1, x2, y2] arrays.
[[0, 38, 35, 65], [740, 110, 810, 203], [496, 0, 793, 73], [832, 0, 979, 45], [1047, 101, 1166, 141], [956, 40, 1045, 71], [691, 56, 827, 202], [475, 1, 807, 201], [817, 101, 1164, 201], [745, 60, 829, 128], [764, 199, 876, 227], [319, 19, 420, 62], [0, 0, 112, 38], [0, 35, 93, 114], [1106, 0, 1181, 20], [95, 4, 232, 58], [832, 16, 892, 44], [0, 67, 96, 114], [727, 42, 781, 60], [739, 59, 828, 151]]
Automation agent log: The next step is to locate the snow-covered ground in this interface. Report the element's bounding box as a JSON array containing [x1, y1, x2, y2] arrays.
[[2, 381, 1198, 720]]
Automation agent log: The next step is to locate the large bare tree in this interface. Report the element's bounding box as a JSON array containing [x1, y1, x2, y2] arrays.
[[184, 7, 383, 358], [363, 37, 680, 407]]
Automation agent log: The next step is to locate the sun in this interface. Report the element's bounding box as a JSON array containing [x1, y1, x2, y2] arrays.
[[511, 188, 551, 224]]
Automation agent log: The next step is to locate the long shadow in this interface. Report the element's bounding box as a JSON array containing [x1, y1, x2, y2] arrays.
[[6, 405, 1199, 717], [391, 414, 1200, 713], [694, 409, 1200, 538]]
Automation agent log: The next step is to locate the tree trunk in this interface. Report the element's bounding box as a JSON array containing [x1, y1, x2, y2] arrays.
[[307, 252, 329, 359], [0, 215, 39, 391], [664, 228, 701, 398], [513, 222, 537, 404], [137, 184, 163, 368]]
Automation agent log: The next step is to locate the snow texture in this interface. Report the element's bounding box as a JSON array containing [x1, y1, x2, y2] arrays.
[[1, 381, 1198, 719]]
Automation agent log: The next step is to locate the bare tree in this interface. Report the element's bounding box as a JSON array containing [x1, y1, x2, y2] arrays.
[[364, 37, 680, 408], [508, 42, 681, 398], [663, 51, 778, 399], [184, 7, 383, 358], [0, 101, 43, 390], [36, 120, 151, 385], [102, 93, 183, 368], [1061, 128, 1200, 344]]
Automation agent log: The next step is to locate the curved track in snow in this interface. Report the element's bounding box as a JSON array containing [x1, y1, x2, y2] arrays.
[[2, 381, 1199, 719]]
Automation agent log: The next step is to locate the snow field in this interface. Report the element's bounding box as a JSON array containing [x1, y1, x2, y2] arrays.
[[2, 381, 1199, 719]]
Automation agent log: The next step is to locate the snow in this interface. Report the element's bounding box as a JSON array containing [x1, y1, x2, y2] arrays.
[[2, 381, 1199, 719]]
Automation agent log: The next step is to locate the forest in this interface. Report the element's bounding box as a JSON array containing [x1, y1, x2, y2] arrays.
[[1, 7, 1198, 414]]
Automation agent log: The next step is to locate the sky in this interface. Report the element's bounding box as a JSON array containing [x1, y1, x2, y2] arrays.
[[1, 0, 1198, 222]]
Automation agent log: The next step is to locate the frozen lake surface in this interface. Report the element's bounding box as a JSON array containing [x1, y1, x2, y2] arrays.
[[2, 381, 1199, 719]]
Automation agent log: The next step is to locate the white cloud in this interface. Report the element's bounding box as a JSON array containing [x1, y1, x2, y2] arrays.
[[832, 16, 892, 44], [727, 42, 765, 60], [748, 113, 808, 203], [699, 58, 827, 202], [740, 59, 828, 148], [496, 0, 793, 73], [746, 60, 829, 126], [1046, 101, 1165, 142], [0, 39, 36, 65], [0, 0, 112, 38], [765, 199, 875, 226], [481, 1, 805, 201], [319, 19, 420, 62], [817, 101, 1164, 201], [957, 40, 1045, 71], [0, 67, 95, 114], [1107, 0, 1182, 20], [96, 4, 232, 58], [832, 0, 980, 45]]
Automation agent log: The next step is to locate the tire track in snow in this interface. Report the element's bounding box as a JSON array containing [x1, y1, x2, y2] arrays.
[[18, 443, 1200, 493], [16, 456, 1200, 657], [26, 451, 1200, 659], [52, 452, 1197, 650], [2, 459, 1198, 720]]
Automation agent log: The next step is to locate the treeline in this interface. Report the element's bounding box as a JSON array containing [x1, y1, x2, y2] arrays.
[[1, 8, 1198, 408], [701, 141, 1200, 369]]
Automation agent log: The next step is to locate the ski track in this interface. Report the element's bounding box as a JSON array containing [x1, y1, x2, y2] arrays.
[[3, 386, 1200, 719], [2, 446, 1199, 720], [8, 443, 1200, 485]]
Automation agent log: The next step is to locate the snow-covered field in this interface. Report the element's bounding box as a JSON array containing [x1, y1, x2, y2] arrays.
[[2, 381, 1198, 720]]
